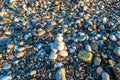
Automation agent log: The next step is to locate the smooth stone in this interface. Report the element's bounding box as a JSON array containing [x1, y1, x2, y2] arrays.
[[3, 63, 11, 70], [96, 67, 103, 75], [4, 31, 12, 36], [8, 43, 14, 49], [30, 70, 36, 76], [113, 47, 120, 56], [108, 59, 116, 67], [0, 75, 12, 80], [85, 44, 92, 52], [58, 45, 64, 51], [94, 57, 101, 66], [58, 50, 68, 57], [102, 72, 110, 80], [78, 33, 86, 42], [57, 41, 65, 46], [0, 54, 2, 58], [37, 43, 43, 49], [109, 34, 117, 41], [38, 30, 46, 36], [54, 63, 63, 69], [69, 48, 75, 53], [17, 47, 25, 52], [56, 68, 66, 80], [56, 36, 63, 42], [78, 50, 93, 63], [24, 33, 32, 41], [16, 52, 24, 58]]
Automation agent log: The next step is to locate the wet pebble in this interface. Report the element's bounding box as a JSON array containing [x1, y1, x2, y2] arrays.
[[58, 50, 68, 57], [85, 44, 92, 52], [96, 67, 103, 75], [94, 57, 101, 66], [16, 52, 24, 58], [109, 34, 117, 41]]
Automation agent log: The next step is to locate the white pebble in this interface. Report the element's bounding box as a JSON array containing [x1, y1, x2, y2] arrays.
[[58, 50, 68, 57], [85, 44, 92, 52]]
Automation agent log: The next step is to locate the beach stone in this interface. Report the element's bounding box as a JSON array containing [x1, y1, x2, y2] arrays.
[[38, 30, 46, 36], [0, 54, 2, 58], [30, 70, 36, 76], [78, 50, 93, 63], [102, 72, 110, 80], [113, 47, 120, 56], [108, 59, 116, 67], [58, 50, 68, 57], [49, 52, 58, 60], [17, 47, 25, 52], [58, 45, 64, 51], [109, 34, 117, 41], [16, 52, 24, 58], [4, 31, 12, 36], [8, 43, 14, 49], [94, 57, 101, 66], [3, 63, 11, 70], [37, 43, 43, 49], [56, 68, 66, 80], [78, 33, 86, 42], [96, 67, 103, 75], [90, 41, 98, 50], [85, 44, 92, 52]]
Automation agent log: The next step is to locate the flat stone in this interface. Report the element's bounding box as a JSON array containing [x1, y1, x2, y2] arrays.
[[58, 50, 68, 57], [78, 50, 93, 63]]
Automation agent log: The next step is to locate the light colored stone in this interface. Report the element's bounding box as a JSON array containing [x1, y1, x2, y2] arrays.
[[0, 54, 2, 58], [58, 50, 68, 57], [56, 68, 66, 80], [58, 45, 64, 51], [30, 70, 36, 76], [8, 43, 14, 49], [16, 52, 24, 58], [96, 67, 103, 75], [113, 47, 120, 56], [78, 50, 93, 63], [109, 34, 117, 41], [94, 57, 101, 66], [102, 72, 110, 80], [85, 44, 92, 52], [17, 47, 25, 52], [0, 75, 12, 80], [4, 31, 12, 36], [49, 52, 58, 60]]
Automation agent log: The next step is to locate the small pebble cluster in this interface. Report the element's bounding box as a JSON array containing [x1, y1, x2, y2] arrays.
[[0, 0, 120, 80]]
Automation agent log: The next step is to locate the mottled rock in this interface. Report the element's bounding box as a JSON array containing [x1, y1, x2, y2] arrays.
[[78, 50, 93, 63], [94, 57, 101, 66], [56, 68, 66, 80], [90, 41, 98, 50], [96, 67, 103, 75]]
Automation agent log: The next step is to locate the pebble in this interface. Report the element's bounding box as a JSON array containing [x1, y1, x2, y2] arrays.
[[16, 52, 24, 58], [113, 47, 120, 56], [58, 45, 65, 51], [30, 70, 36, 76], [69, 48, 75, 53], [109, 34, 117, 41], [78, 33, 86, 42], [4, 31, 12, 36], [108, 59, 116, 67], [0, 54, 2, 58], [96, 67, 103, 75], [78, 50, 93, 63], [85, 44, 92, 52], [94, 57, 101, 66], [115, 31, 120, 39], [102, 72, 110, 80], [58, 50, 68, 57], [8, 43, 14, 49], [56, 68, 66, 80], [17, 47, 25, 52], [49, 51, 58, 60], [38, 30, 46, 36], [3, 63, 11, 70], [90, 41, 98, 50], [37, 43, 43, 49]]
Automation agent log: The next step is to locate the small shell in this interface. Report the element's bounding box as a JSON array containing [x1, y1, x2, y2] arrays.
[[58, 50, 68, 57]]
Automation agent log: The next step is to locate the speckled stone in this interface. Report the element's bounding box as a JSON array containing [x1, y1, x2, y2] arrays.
[[78, 50, 93, 63]]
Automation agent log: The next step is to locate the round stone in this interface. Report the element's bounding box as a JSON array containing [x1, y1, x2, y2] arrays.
[[58, 50, 68, 57], [78, 50, 93, 63], [94, 57, 101, 66], [16, 52, 24, 58], [96, 67, 103, 75], [58, 45, 64, 51], [109, 34, 117, 41], [30, 70, 36, 76], [113, 47, 120, 56]]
